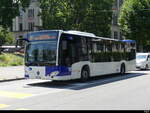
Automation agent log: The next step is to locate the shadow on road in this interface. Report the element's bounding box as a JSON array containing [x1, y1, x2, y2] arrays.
[[136, 69, 150, 71], [27, 72, 146, 90]]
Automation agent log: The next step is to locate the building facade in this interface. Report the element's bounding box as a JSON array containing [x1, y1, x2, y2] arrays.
[[111, 0, 124, 40], [12, 0, 42, 39]]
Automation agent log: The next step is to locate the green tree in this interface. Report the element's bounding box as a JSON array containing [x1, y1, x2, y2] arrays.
[[0, 0, 29, 53], [0, 27, 14, 46], [119, 0, 150, 52], [39, 0, 114, 37], [82, 0, 114, 37], [0, 27, 15, 54], [0, 0, 30, 28], [0, 27, 6, 46]]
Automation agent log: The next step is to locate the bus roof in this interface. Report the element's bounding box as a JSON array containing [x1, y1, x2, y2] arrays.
[[63, 30, 96, 38], [26, 30, 96, 38], [24, 30, 135, 43], [96, 36, 119, 41]]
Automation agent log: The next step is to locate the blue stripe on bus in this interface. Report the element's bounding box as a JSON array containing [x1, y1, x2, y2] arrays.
[[45, 66, 71, 76]]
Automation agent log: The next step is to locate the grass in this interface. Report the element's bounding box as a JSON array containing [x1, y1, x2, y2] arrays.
[[0, 53, 24, 67]]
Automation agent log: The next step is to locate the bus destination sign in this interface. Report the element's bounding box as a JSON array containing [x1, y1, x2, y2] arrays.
[[28, 32, 58, 41]]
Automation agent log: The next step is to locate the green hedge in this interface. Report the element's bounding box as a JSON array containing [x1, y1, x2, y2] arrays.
[[0, 53, 24, 66]]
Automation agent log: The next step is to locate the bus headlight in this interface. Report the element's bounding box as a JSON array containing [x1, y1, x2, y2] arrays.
[[50, 71, 59, 77]]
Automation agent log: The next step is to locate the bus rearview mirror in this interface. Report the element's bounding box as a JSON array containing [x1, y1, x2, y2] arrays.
[[16, 38, 29, 49]]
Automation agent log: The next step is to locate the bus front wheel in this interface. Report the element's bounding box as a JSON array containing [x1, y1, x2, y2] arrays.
[[81, 66, 90, 82]]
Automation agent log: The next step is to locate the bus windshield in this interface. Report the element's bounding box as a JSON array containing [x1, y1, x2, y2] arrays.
[[25, 40, 57, 66], [136, 55, 147, 60]]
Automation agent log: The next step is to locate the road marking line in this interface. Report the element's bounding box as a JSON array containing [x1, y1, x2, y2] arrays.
[[0, 91, 33, 99], [15, 108, 30, 110], [0, 78, 4, 81], [0, 104, 9, 109]]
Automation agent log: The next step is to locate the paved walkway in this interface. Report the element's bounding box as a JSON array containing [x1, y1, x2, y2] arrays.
[[0, 66, 24, 82]]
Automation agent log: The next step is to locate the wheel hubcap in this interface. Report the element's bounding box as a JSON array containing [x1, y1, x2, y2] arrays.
[[82, 71, 88, 79]]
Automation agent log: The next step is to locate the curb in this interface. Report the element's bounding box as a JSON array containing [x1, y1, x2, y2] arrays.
[[0, 78, 25, 82]]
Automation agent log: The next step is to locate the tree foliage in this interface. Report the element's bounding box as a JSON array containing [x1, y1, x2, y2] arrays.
[[39, 0, 114, 37], [119, 0, 150, 51], [0, 27, 15, 53], [0, 27, 14, 46], [0, 0, 29, 53], [0, 0, 30, 28]]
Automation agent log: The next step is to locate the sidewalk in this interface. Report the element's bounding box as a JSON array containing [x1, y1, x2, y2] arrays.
[[0, 66, 25, 82]]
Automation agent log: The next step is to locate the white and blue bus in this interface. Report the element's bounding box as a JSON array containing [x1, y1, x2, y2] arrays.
[[21, 30, 136, 81]]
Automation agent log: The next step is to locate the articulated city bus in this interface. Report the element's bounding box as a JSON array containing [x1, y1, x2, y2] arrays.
[[21, 30, 136, 81]]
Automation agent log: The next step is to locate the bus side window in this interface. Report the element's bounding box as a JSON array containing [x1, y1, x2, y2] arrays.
[[59, 34, 70, 66], [62, 40, 67, 50], [59, 34, 81, 66], [79, 37, 88, 61], [59, 39, 68, 66], [87, 38, 93, 62]]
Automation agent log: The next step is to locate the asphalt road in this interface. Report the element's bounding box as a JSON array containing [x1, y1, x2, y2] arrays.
[[0, 70, 150, 110]]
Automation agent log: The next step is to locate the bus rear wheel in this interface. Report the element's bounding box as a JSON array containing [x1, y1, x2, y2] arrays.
[[145, 64, 149, 70], [81, 66, 90, 82], [120, 64, 126, 75]]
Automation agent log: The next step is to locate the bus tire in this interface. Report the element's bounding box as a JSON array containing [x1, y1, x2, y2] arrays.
[[80, 66, 90, 82], [120, 63, 126, 75], [145, 64, 149, 70]]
